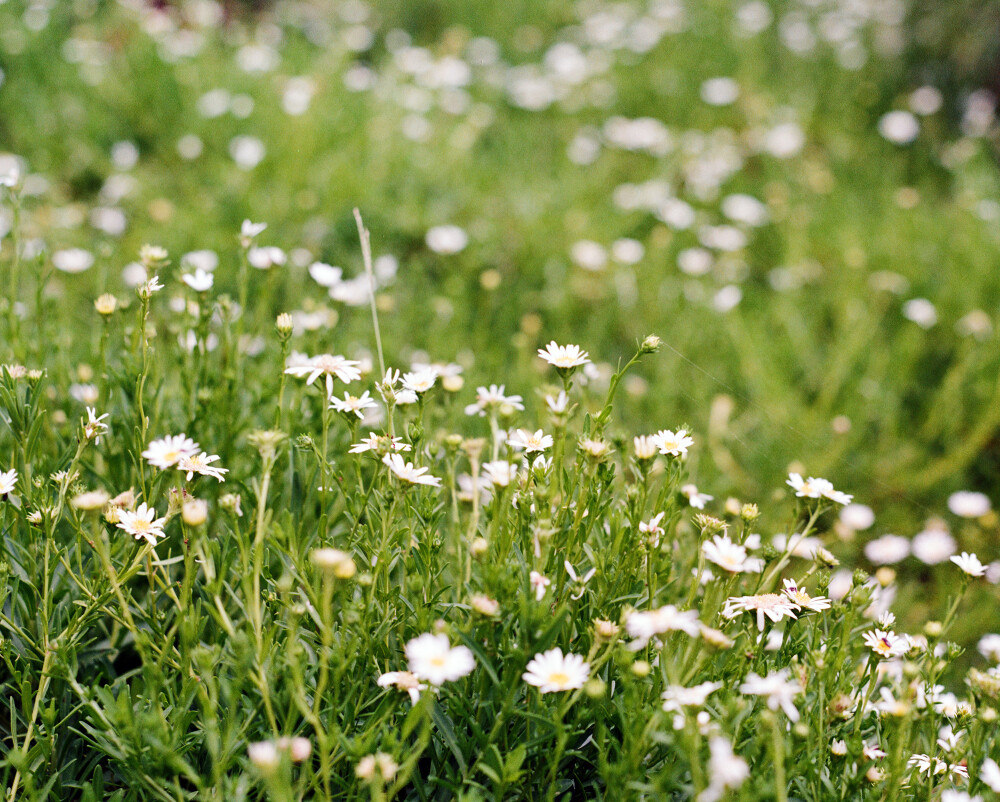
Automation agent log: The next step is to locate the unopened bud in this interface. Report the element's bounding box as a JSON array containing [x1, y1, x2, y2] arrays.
[[182, 498, 208, 526]]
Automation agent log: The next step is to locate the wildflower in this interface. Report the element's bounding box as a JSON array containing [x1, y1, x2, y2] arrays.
[[625, 605, 700, 650], [312, 548, 357, 579], [52, 248, 95, 274], [116, 502, 167, 546], [951, 552, 987, 577], [831, 740, 848, 756], [482, 460, 517, 487], [978, 633, 1000, 662], [863, 629, 909, 659], [508, 428, 553, 453], [349, 433, 411, 454], [739, 669, 803, 721], [402, 368, 437, 394], [285, 354, 361, 397], [136, 274, 164, 300], [579, 437, 611, 459], [247, 246, 286, 269], [0, 469, 19, 496], [787, 472, 851, 504], [330, 390, 377, 419], [470, 594, 499, 616], [633, 435, 659, 460], [383, 453, 442, 487], [639, 512, 665, 545], [94, 293, 118, 316], [537, 341, 591, 371], [661, 681, 722, 712], [240, 219, 267, 247], [912, 524, 956, 565], [71, 490, 110, 511], [219, 493, 243, 517], [464, 384, 524, 416], [181, 498, 208, 526], [82, 407, 110, 443], [702, 534, 751, 573], [864, 534, 911, 565], [652, 428, 694, 457], [908, 754, 948, 777], [981, 758, 1000, 792], [181, 268, 214, 291], [863, 742, 887, 761], [247, 741, 280, 772], [530, 570, 550, 601], [543, 391, 570, 414], [405, 633, 475, 685], [142, 434, 199, 469], [522, 648, 590, 693], [681, 483, 714, 509], [377, 670, 426, 705], [699, 736, 749, 802], [564, 561, 596, 599], [425, 224, 468, 254], [722, 594, 800, 631], [781, 578, 832, 612], [356, 752, 398, 782], [948, 491, 991, 518], [178, 452, 228, 482]]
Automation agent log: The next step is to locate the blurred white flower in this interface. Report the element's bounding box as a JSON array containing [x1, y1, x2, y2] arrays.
[[52, 248, 94, 273], [947, 491, 991, 518], [700, 77, 739, 106], [425, 225, 468, 254], [878, 110, 920, 145]]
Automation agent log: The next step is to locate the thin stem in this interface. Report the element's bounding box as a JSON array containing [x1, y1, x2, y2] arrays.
[[353, 208, 385, 378]]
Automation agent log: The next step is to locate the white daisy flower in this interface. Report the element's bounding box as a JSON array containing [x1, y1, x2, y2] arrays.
[[522, 648, 589, 693], [116, 502, 167, 546], [507, 429, 553, 453], [951, 552, 987, 577], [142, 434, 200, 470], [402, 368, 437, 394], [739, 669, 802, 721], [349, 433, 411, 454], [0, 468, 18, 495], [383, 453, 441, 487], [464, 384, 524, 416], [722, 593, 800, 631], [482, 461, 518, 487], [537, 341, 591, 370], [652, 428, 694, 457], [702, 534, 750, 573], [405, 633, 475, 685], [181, 268, 214, 292], [330, 390, 377, 419], [377, 670, 426, 705], [178, 452, 228, 482], [625, 605, 700, 650], [284, 354, 362, 397], [530, 570, 551, 601], [862, 629, 910, 659]]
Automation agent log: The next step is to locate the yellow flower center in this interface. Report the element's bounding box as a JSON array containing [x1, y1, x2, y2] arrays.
[[548, 671, 570, 686]]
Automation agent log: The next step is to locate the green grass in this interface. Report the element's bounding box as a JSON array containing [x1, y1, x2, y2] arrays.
[[2, 0, 1000, 798]]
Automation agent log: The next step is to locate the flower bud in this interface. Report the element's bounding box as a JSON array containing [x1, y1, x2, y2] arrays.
[[95, 294, 118, 316], [182, 498, 208, 527], [275, 312, 293, 336], [640, 335, 662, 353], [312, 548, 357, 579]]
